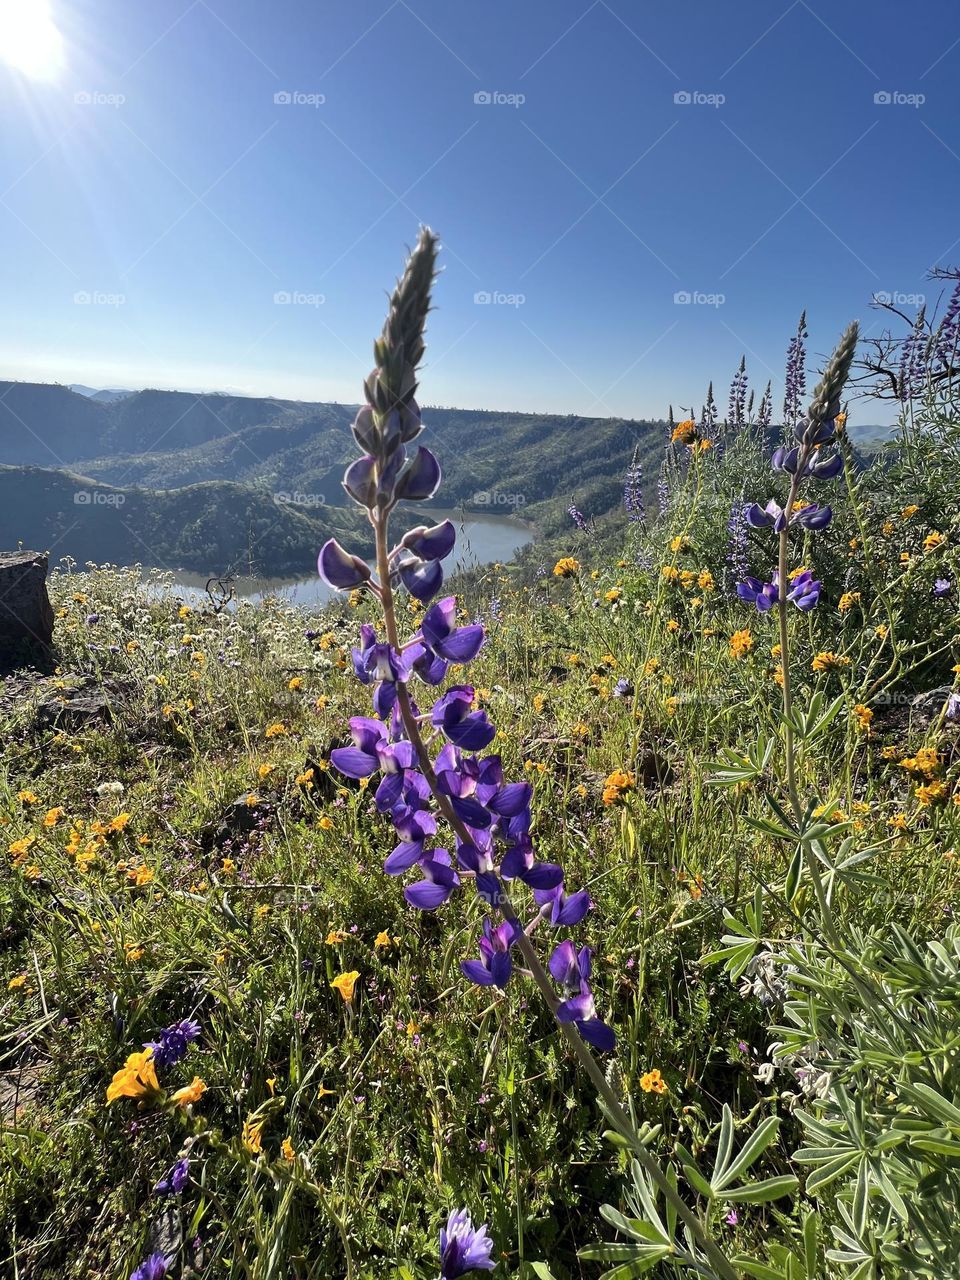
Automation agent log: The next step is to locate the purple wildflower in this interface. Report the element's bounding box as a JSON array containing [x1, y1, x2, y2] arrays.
[[726, 499, 749, 594], [568, 503, 588, 531], [154, 1158, 190, 1196], [624, 448, 645, 524], [935, 279, 960, 371], [934, 578, 952, 598], [439, 1208, 496, 1277], [130, 1255, 168, 1280], [656, 462, 669, 518], [783, 312, 808, 429], [144, 1019, 201, 1070], [756, 381, 772, 430], [727, 356, 748, 430]]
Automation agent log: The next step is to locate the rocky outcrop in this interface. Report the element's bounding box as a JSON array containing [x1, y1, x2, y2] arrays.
[[0, 550, 54, 671]]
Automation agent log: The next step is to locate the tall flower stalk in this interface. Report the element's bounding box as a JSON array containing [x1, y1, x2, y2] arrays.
[[736, 322, 858, 943], [318, 229, 739, 1280]]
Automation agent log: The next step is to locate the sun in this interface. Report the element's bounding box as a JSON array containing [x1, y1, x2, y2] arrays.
[[0, 0, 65, 81]]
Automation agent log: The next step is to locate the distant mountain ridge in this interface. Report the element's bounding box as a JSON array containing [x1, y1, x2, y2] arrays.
[[0, 380, 666, 540]]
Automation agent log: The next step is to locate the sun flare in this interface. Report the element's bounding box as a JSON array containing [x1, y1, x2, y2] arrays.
[[0, 0, 65, 81]]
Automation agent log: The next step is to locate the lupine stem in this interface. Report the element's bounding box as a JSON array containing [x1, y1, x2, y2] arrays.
[[371, 506, 739, 1280], [776, 466, 839, 946]]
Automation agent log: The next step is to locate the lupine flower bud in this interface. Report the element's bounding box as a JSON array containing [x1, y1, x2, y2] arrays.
[[398, 557, 443, 602], [805, 321, 859, 436], [395, 446, 441, 500], [351, 406, 379, 453], [342, 455, 378, 508], [402, 520, 456, 562], [318, 539, 372, 590], [810, 451, 844, 480], [793, 503, 832, 530]]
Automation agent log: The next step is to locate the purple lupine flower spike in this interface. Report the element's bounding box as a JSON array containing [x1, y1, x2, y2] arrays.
[[325, 229, 616, 1063]]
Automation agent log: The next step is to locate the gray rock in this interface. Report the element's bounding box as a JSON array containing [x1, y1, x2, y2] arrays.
[[0, 550, 54, 670]]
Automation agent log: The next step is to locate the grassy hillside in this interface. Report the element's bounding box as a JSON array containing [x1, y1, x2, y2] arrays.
[[0, 382, 666, 540], [0, 466, 369, 577]]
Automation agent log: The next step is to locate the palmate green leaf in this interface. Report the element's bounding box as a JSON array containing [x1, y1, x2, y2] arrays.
[[798, 1151, 860, 1194], [700, 940, 759, 981], [600, 1205, 664, 1243], [742, 814, 796, 841], [530, 1265, 559, 1280], [681, 1160, 715, 1200]]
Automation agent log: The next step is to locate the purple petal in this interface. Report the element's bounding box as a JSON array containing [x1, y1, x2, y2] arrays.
[[330, 747, 379, 779], [577, 1018, 616, 1051], [384, 841, 424, 875], [435, 625, 486, 663], [461, 959, 495, 986], [404, 880, 453, 911], [402, 519, 457, 562], [399, 557, 444, 602]]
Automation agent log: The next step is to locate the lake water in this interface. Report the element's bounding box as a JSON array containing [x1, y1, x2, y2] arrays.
[[148, 510, 533, 610]]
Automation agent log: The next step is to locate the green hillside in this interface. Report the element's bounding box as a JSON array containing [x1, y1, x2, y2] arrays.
[[0, 466, 369, 576]]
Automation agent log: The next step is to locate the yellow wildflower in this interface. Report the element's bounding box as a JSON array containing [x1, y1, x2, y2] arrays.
[[553, 557, 580, 578], [812, 652, 851, 674], [853, 704, 873, 733], [242, 1118, 264, 1154], [729, 629, 753, 659], [602, 769, 635, 807], [331, 971, 360, 1002], [106, 1050, 160, 1104], [171, 1077, 206, 1107], [639, 1068, 668, 1095]]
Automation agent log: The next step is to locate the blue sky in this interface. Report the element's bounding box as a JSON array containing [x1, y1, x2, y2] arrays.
[[0, 0, 957, 425]]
